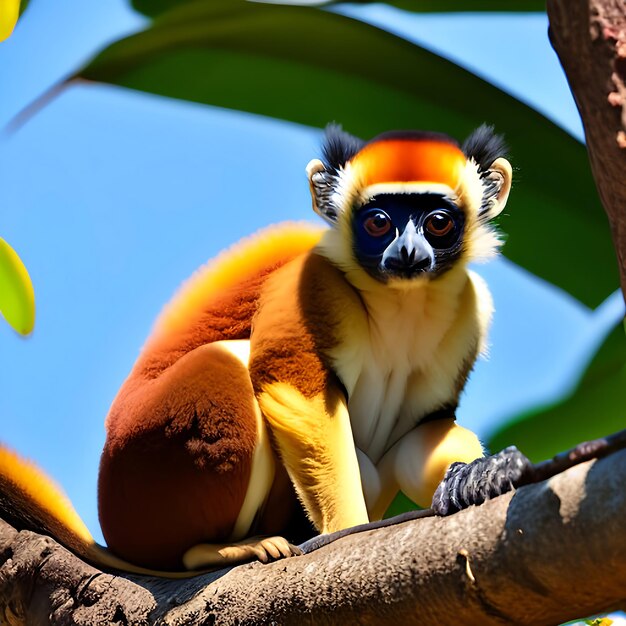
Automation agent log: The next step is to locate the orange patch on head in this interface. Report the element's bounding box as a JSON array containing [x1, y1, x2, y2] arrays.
[[351, 139, 466, 189]]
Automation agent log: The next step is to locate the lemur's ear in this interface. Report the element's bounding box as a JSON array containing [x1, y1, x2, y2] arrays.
[[307, 158, 338, 225], [462, 124, 512, 220], [482, 156, 512, 220], [307, 124, 365, 226]]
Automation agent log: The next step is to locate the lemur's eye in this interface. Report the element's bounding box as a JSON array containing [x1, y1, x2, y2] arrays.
[[424, 212, 454, 238], [363, 212, 391, 237]]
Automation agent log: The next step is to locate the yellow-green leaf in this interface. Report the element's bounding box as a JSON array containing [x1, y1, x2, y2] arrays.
[[0, 0, 21, 42], [0, 238, 35, 335]]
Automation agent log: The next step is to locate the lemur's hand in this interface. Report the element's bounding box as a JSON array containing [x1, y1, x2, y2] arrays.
[[432, 446, 533, 516]]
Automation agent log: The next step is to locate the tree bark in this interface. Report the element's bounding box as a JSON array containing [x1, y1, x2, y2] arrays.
[[547, 0, 626, 300], [1, 449, 625, 626]]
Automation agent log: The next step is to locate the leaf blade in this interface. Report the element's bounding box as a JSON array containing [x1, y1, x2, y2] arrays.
[[75, 1, 618, 306], [0, 0, 21, 42], [0, 238, 35, 335], [131, 0, 546, 19]]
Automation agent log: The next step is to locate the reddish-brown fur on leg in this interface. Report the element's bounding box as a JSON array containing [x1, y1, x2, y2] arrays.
[[99, 344, 258, 570], [255, 457, 315, 543]]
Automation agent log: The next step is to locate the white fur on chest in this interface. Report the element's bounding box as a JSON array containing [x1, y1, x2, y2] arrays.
[[332, 268, 490, 463]]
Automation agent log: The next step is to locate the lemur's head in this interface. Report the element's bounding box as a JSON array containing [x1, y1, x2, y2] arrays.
[[308, 125, 512, 287]]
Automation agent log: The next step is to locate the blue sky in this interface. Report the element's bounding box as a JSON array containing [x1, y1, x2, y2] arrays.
[[0, 2, 622, 543]]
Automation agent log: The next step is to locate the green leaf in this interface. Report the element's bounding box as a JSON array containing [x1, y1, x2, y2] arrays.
[[131, 0, 545, 19], [384, 491, 420, 518], [0, 238, 35, 335], [487, 321, 626, 463], [75, 0, 617, 306]]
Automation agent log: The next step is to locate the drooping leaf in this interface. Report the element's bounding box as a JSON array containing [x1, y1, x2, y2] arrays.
[[0, 0, 21, 42], [73, 0, 618, 306], [487, 321, 626, 463], [131, 0, 545, 20], [0, 238, 35, 335]]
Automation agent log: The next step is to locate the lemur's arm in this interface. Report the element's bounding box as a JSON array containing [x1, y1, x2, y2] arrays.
[[250, 253, 369, 534], [379, 419, 484, 513]]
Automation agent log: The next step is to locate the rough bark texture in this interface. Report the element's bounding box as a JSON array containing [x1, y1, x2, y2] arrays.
[[547, 0, 626, 298], [1, 450, 626, 625]]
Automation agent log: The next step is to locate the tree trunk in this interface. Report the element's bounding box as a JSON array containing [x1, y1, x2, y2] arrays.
[[547, 0, 626, 299]]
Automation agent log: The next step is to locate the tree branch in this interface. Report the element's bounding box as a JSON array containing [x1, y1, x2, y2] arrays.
[[547, 0, 626, 300], [1, 449, 625, 625]]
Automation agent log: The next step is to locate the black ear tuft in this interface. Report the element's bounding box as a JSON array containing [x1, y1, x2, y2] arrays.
[[462, 125, 508, 175], [322, 124, 365, 174]]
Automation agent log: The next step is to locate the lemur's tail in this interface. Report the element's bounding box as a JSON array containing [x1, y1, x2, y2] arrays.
[[0, 444, 96, 556], [0, 445, 195, 578]]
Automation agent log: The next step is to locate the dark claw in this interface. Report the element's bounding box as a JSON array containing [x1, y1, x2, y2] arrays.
[[432, 446, 533, 516]]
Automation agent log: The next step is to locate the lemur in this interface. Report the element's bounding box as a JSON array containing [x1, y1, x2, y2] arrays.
[[0, 124, 530, 574]]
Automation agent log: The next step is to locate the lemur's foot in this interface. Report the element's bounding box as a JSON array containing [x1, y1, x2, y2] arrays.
[[183, 535, 302, 569], [432, 446, 533, 516]]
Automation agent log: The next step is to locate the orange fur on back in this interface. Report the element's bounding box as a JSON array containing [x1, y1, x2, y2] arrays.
[[133, 222, 325, 379], [152, 222, 324, 340]]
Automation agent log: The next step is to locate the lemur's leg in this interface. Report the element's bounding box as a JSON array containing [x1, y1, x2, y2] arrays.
[[374, 418, 484, 513], [99, 340, 298, 571]]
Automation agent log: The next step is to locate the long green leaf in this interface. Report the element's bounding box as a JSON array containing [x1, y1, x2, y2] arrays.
[[131, 0, 545, 19], [487, 322, 626, 462], [75, 0, 617, 306]]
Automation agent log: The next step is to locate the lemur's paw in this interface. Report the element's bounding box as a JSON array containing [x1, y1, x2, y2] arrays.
[[183, 535, 301, 569], [237, 536, 302, 564], [431, 446, 532, 516]]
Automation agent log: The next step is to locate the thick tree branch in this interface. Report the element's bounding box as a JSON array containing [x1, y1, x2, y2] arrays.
[[547, 0, 626, 299], [1, 449, 625, 625]]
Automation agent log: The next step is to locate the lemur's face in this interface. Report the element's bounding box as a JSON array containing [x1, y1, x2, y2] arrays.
[[352, 193, 465, 282], [307, 125, 512, 287]]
